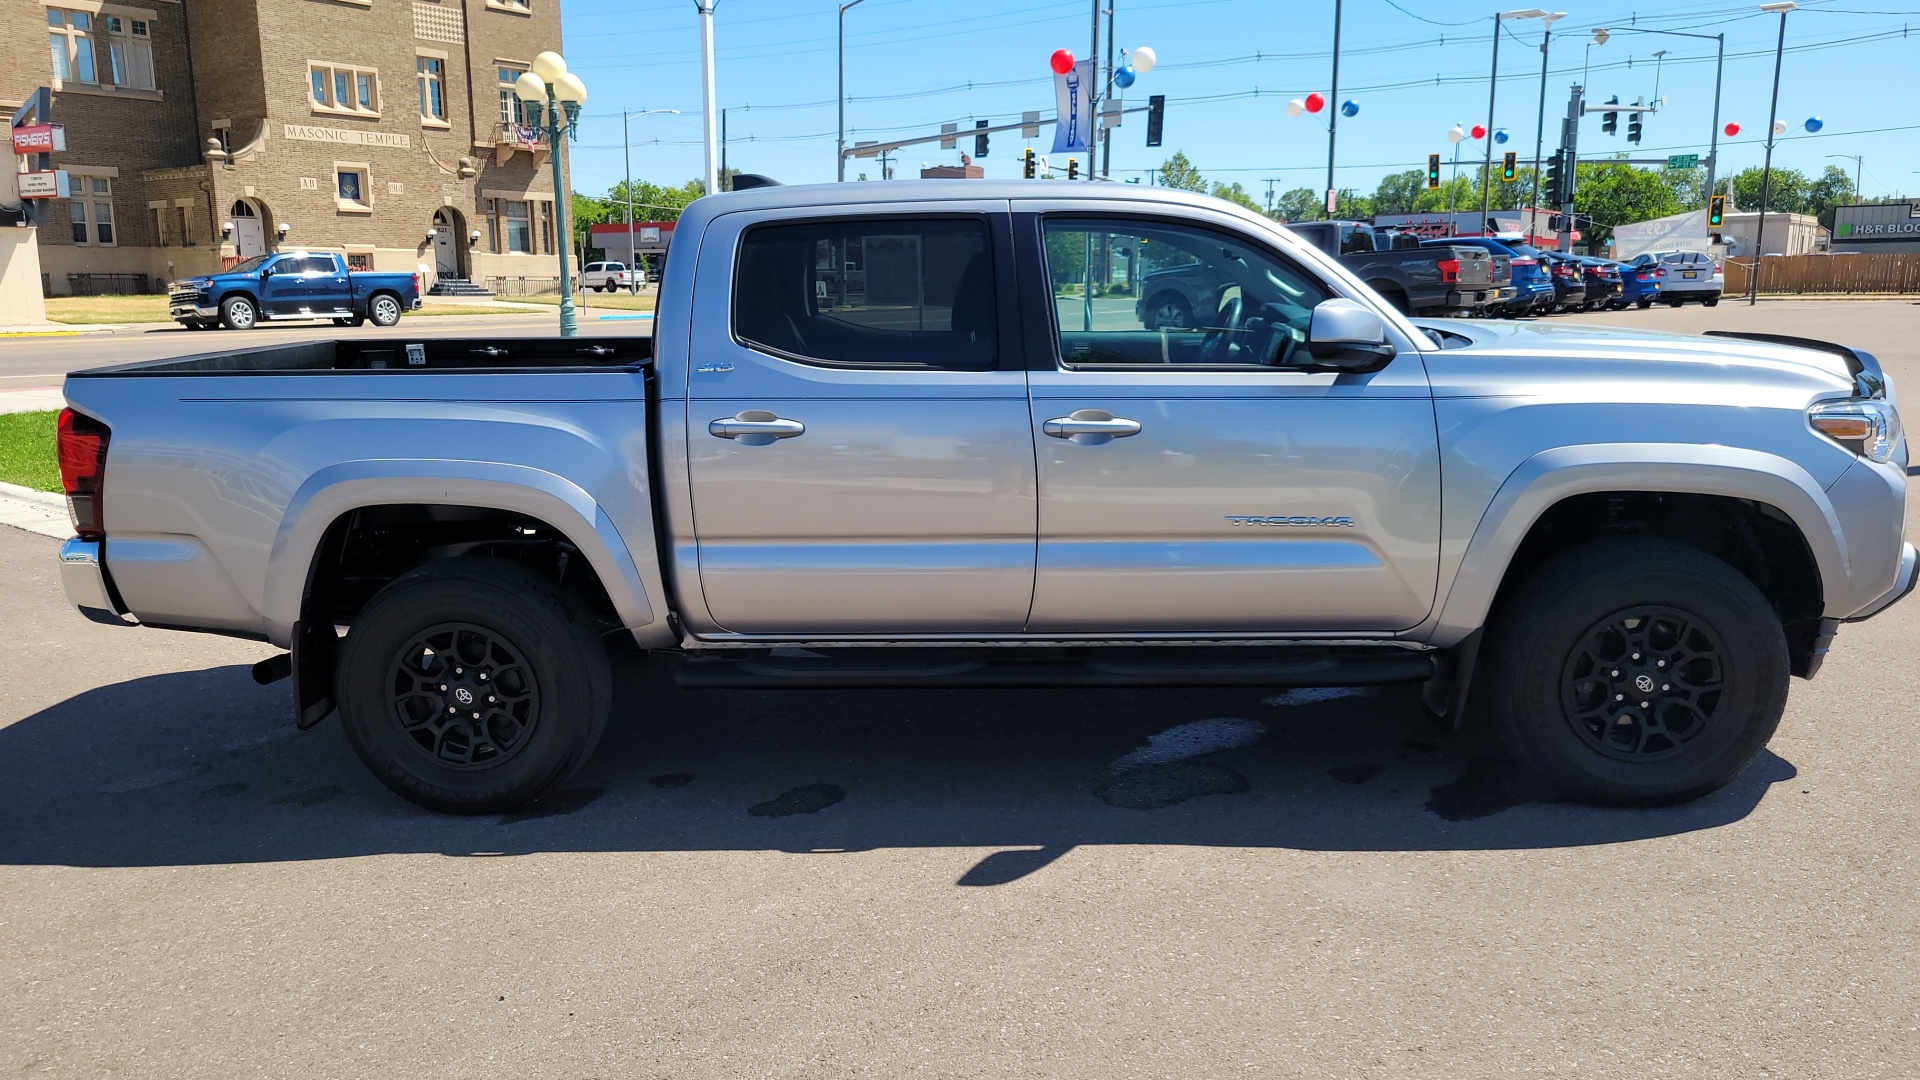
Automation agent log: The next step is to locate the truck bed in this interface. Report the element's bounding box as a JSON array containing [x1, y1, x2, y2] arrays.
[[71, 337, 653, 377]]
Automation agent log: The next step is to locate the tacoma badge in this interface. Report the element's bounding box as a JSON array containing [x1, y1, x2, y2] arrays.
[[1226, 515, 1356, 527]]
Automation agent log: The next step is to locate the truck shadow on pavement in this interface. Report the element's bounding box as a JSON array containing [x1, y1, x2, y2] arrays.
[[0, 656, 1796, 883]]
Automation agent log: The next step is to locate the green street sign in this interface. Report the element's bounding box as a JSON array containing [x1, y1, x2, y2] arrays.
[[1666, 153, 1700, 170]]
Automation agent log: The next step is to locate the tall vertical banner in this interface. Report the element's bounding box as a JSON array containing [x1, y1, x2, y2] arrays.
[[1051, 60, 1094, 155]]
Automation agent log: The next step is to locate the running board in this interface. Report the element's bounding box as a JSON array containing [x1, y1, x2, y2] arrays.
[[674, 648, 1435, 690]]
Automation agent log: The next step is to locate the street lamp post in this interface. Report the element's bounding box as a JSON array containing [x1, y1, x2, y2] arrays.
[[1528, 13, 1566, 237], [1826, 154, 1863, 202], [1587, 26, 1726, 224], [623, 108, 680, 291], [697, 0, 719, 196], [1485, 10, 1553, 228], [514, 51, 587, 337], [1751, 1, 1796, 306], [836, 0, 867, 182]]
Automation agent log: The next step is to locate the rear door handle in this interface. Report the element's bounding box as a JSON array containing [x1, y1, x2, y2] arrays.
[[710, 410, 806, 446], [1043, 409, 1142, 446]]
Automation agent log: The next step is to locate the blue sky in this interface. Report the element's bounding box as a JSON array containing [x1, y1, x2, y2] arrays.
[[557, 0, 1920, 206]]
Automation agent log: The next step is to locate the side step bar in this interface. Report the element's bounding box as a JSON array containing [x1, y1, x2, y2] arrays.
[[675, 648, 1435, 690]]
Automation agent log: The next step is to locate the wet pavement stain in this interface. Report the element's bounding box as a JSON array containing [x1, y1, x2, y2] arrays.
[[499, 787, 603, 824], [648, 772, 695, 789], [1096, 761, 1248, 810], [1328, 763, 1385, 785], [269, 784, 343, 807], [198, 781, 248, 798], [749, 783, 846, 818], [1426, 757, 1535, 821]]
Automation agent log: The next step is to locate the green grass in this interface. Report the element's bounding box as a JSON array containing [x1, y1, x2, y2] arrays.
[[0, 411, 61, 493], [45, 295, 173, 324]]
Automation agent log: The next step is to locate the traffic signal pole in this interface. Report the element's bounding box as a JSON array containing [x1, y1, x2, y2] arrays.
[[1558, 85, 1582, 252]]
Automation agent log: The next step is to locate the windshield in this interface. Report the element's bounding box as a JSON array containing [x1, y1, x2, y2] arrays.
[[226, 254, 275, 275]]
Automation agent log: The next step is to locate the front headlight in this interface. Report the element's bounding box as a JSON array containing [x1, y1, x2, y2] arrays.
[[1809, 398, 1904, 464]]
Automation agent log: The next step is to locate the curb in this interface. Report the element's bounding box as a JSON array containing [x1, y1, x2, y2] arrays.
[[0, 480, 70, 540]]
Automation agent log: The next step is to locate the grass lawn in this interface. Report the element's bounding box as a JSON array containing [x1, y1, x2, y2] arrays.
[[45, 295, 172, 324], [516, 292, 657, 312], [0, 411, 61, 493]]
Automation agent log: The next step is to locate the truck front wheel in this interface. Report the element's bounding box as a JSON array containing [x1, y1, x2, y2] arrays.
[[368, 293, 403, 327], [219, 296, 257, 330], [1478, 537, 1789, 806], [334, 558, 612, 814]]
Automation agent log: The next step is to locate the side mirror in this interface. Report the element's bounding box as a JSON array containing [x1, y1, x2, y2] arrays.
[[1305, 298, 1396, 372]]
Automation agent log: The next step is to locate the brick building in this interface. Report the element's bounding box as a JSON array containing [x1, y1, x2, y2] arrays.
[[3, 0, 569, 295]]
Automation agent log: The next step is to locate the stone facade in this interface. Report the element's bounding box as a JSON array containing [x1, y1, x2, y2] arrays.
[[3, 0, 568, 294]]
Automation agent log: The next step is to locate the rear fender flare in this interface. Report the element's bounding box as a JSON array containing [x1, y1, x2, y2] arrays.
[[261, 459, 662, 647], [1428, 443, 1848, 645]]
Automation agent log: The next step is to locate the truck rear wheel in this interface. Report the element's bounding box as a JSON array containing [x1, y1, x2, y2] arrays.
[[368, 293, 403, 327], [219, 296, 257, 330], [1478, 537, 1789, 806], [335, 558, 612, 814]]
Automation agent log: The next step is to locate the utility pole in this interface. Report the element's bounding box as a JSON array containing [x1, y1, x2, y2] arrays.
[[1557, 84, 1582, 253], [719, 108, 728, 192], [1101, 1, 1115, 178], [1088, 0, 1100, 180], [836, 0, 867, 182], [697, 0, 719, 196], [1263, 178, 1280, 215], [1325, 0, 1341, 218], [1751, 2, 1795, 304]]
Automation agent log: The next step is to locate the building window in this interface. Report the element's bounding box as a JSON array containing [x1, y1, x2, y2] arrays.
[[309, 62, 380, 116], [346, 253, 373, 270], [48, 9, 97, 85], [504, 200, 531, 253], [68, 178, 114, 246], [539, 200, 554, 255], [416, 55, 446, 122], [103, 16, 155, 90], [336, 166, 371, 210], [151, 207, 167, 246], [176, 205, 195, 246], [487, 0, 532, 12], [498, 65, 533, 129]]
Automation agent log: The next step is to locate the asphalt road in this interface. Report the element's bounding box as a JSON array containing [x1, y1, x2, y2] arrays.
[[2, 299, 1917, 1077]]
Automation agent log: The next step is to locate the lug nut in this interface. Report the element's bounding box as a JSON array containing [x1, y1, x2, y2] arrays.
[[1615, 694, 1625, 701], [487, 696, 497, 704], [1640, 701, 1650, 708], [1631, 653, 1641, 660], [439, 684, 448, 691], [448, 706, 456, 714], [1661, 684, 1670, 692], [479, 673, 488, 681], [472, 711, 481, 719], [1610, 669, 1620, 677], [1656, 659, 1667, 668]]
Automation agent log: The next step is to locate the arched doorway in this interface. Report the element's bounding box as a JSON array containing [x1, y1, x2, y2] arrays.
[[432, 207, 467, 278], [229, 199, 267, 258]]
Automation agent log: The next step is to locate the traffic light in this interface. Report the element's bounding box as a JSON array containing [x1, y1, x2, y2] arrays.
[[1501, 151, 1517, 182], [1543, 151, 1565, 207], [1708, 194, 1726, 227], [1145, 94, 1165, 147], [1022, 147, 1036, 179], [1602, 96, 1619, 136], [1427, 153, 1442, 189], [974, 119, 989, 159], [1067, 157, 1079, 180], [1627, 112, 1643, 144]]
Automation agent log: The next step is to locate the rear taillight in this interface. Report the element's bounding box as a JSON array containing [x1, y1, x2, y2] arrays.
[[1712, 263, 1723, 276], [412, 272, 421, 293], [1655, 268, 1667, 278], [1437, 257, 1460, 283], [1511, 257, 1537, 267], [57, 408, 110, 539]]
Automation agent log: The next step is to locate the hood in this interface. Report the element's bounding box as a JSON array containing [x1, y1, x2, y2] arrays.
[[1413, 317, 1879, 402]]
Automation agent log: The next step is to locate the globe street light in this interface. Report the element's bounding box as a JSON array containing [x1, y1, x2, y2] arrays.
[[515, 50, 587, 336]]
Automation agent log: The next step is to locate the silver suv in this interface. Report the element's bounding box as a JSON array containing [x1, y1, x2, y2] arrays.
[[1632, 250, 1721, 306]]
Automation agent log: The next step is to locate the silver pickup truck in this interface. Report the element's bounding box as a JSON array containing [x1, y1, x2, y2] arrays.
[[55, 181, 1913, 814]]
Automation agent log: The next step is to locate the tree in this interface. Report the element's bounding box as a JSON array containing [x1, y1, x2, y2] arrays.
[[571, 192, 612, 260], [1729, 166, 1810, 217], [1411, 176, 1474, 215], [1273, 187, 1320, 222], [604, 178, 706, 223], [1209, 180, 1262, 213], [1572, 162, 1687, 246], [1372, 170, 1426, 215], [1158, 151, 1207, 193], [1335, 189, 1373, 221], [1804, 164, 1857, 229]]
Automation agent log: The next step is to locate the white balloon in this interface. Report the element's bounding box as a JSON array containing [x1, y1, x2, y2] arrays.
[[1446, 125, 1466, 143], [1772, 119, 1788, 136], [1286, 99, 1306, 118], [1130, 45, 1157, 74]]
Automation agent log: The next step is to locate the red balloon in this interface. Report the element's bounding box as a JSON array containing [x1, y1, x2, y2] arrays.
[[1050, 49, 1075, 75], [1470, 124, 1487, 140], [1724, 122, 1741, 136], [1304, 92, 1326, 114]]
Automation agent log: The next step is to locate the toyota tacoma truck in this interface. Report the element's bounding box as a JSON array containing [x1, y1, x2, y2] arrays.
[[57, 181, 1913, 814], [168, 251, 422, 330]]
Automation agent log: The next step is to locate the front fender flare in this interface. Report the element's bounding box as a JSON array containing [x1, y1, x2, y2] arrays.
[[1427, 443, 1848, 646], [260, 459, 662, 647]]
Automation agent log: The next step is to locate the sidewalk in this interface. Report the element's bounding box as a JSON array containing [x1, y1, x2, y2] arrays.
[[0, 480, 68, 539], [0, 387, 63, 415], [0, 324, 123, 336]]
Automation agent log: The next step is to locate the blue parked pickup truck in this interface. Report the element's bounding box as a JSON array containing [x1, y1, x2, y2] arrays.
[[169, 251, 422, 331]]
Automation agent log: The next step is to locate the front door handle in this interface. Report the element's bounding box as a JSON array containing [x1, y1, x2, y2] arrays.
[[1043, 409, 1142, 446], [709, 410, 806, 446]]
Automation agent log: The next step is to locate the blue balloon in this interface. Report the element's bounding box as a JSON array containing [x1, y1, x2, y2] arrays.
[[1339, 99, 1359, 117], [1493, 128, 1510, 144], [1803, 116, 1823, 133], [1114, 65, 1136, 89]]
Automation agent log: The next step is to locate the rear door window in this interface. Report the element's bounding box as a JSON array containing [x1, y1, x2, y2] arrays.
[[733, 216, 997, 370]]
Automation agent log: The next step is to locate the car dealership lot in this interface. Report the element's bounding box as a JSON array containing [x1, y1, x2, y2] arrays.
[[2, 299, 1916, 1078]]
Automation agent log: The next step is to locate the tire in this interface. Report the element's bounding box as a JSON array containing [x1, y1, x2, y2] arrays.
[[1368, 283, 1410, 315], [1703, 296, 1720, 308], [219, 295, 257, 330], [1144, 292, 1191, 331], [332, 317, 353, 327], [368, 292, 403, 327], [1636, 298, 1653, 310], [1478, 537, 1789, 807], [1668, 297, 1685, 308], [335, 558, 613, 813]]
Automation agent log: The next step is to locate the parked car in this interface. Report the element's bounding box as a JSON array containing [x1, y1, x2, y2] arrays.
[[1607, 259, 1665, 309], [581, 260, 644, 293], [1630, 251, 1721, 306], [1572, 256, 1622, 311], [1282, 220, 1509, 316], [1537, 251, 1589, 312], [59, 180, 1913, 816], [1422, 237, 1554, 316], [169, 252, 421, 330]]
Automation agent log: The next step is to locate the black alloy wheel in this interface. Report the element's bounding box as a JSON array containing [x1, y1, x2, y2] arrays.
[[387, 623, 542, 770], [1559, 607, 1724, 761]]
